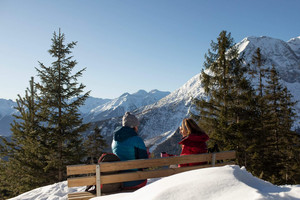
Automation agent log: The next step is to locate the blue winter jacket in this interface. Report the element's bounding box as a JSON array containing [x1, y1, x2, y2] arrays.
[[112, 126, 148, 161], [111, 126, 148, 188]]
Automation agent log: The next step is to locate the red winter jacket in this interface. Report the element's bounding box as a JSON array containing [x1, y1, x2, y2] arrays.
[[178, 133, 209, 167]]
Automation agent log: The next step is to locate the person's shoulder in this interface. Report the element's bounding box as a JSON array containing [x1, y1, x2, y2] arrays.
[[114, 126, 138, 141], [132, 135, 146, 145], [134, 135, 144, 141]]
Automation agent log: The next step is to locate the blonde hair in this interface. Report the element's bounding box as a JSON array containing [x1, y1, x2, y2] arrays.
[[181, 118, 206, 136]]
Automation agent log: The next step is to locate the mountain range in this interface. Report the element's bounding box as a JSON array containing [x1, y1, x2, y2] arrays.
[[82, 89, 170, 123], [0, 90, 171, 137], [1, 35, 299, 156]]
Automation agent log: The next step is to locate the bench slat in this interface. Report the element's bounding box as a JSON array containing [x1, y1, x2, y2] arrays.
[[215, 151, 236, 160], [66, 151, 235, 175], [100, 162, 233, 184], [68, 192, 95, 200], [68, 176, 96, 187], [67, 165, 96, 176], [99, 151, 235, 172]]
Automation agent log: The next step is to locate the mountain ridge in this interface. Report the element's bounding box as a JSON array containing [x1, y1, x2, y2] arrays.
[[0, 90, 170, 136]]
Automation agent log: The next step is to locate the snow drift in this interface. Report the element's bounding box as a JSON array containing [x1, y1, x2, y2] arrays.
[[9, 165, 300, 200]]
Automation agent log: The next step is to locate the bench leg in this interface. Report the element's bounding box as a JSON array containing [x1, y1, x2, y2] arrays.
[[212, 153, 216, 167], [96, 164, 101, 196]]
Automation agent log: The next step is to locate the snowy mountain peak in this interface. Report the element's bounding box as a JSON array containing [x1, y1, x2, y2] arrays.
[[79, 96, 111, 114], [287, 36, 300, 57], [133, 89, 148, 96], [237, 36, 300, 126], [156, 73, 203, 106], [85, 89, 170, 122], [120, 92, 130, 97], [237, 36, 297, 59], [236, 35, 300, 83]]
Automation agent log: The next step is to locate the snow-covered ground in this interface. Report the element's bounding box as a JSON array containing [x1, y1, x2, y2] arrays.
[[9, 165, 300, 200]]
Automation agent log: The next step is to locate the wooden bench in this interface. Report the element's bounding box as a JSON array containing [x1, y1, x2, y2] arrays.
[[67, 151, 236, 200]]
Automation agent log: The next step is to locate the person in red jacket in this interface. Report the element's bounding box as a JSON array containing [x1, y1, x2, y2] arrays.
[[178, 118, 209, 167]]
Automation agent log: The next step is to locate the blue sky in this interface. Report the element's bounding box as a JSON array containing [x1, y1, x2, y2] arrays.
[[1, 0, 300, 100]]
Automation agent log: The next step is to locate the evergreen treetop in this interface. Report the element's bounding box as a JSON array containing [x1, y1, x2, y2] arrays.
[[35, 29, 90, 181], [193, 31, 256, 153]]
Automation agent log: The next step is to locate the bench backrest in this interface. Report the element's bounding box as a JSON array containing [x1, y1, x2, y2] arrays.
[[67, 151, 235, 196]]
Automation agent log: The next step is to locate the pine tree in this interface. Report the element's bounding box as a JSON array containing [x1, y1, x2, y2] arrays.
[[0, 30, 92, 197], [261, 65, 300, 184], [279, 87, 300, 184], [250, 48, 269, 97], [0, 77, 48, 197], [35, 29, 90, 182], [246, 48, 270, 178], [244, 48, 300, 184], [84, 126, 108, 164], [192, 30, 257, 166]]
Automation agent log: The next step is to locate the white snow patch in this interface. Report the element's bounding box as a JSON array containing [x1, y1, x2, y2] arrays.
[[9, 166, 300, 200]]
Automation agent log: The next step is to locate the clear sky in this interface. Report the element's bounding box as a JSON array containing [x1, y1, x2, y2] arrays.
[[1, 0, 300, 100]]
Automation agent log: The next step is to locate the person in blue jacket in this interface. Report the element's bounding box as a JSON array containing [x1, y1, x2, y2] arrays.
[[111, 112, 148, 190]]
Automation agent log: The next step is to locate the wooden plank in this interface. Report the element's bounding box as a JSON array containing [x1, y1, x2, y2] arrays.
[[100, 154, 210, 172], [215, 151, 236, 160], [99, 151, 235, 172], [68, 192, 95, 200], [68, 196, 93, 200], [68, 192, 95, 197], [68, 176, 96, 187], [67, 164, 96, 176], [100, 162, 232, 184]]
